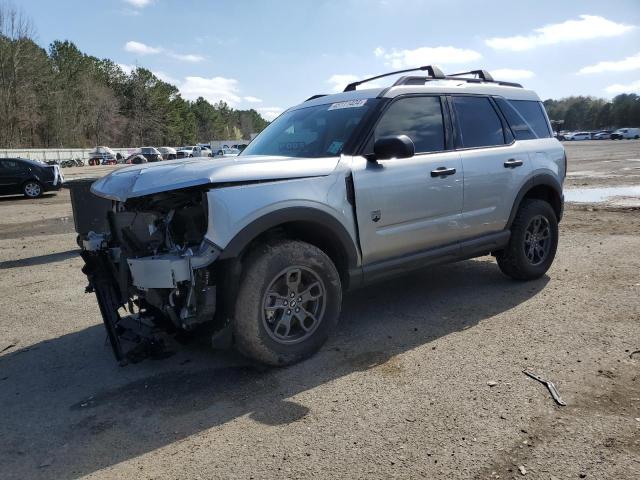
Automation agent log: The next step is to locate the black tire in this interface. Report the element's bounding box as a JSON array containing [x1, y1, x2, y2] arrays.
[[496, 199, 558, 281], [233, 239, 342, 366], [23, 180, 43, 198]]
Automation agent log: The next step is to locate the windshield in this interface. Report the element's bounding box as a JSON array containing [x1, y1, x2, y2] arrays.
[[241, 99, 378, 158]]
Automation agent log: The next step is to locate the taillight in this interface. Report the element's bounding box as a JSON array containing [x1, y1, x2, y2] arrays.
[[563, 152, 567, 180]]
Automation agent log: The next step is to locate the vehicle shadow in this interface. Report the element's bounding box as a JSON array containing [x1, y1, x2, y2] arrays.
[[0, 258, 548, 479], [0, 193, 58, 203], [0, 249, 78, 269]]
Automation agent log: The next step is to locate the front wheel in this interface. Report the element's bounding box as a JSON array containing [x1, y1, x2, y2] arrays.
[[496, 199, 558, 280], [23, 180, 43, 198], [233, 240, 342, 366]]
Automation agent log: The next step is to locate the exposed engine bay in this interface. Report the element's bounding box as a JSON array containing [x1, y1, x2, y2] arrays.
[[80, 188, 221, 364]]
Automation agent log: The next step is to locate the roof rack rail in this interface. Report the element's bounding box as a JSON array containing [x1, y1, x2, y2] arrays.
[[304, 94, 328, 102], [448, 69, 494, 81], [392, 71, 523, 89], [343, 65, 445, 92]]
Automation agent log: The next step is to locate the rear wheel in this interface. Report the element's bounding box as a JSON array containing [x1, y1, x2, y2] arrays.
[[233, 239, 342, 366], [23, 180, 42, 198], [497, 199, 558, 280]]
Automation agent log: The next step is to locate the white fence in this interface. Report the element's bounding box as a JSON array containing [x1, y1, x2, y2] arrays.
[[0, 140, 257, 161], [0, 148, 138, 162]]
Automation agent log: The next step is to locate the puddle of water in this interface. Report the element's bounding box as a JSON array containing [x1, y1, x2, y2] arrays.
[[564, 186, 640, 206]]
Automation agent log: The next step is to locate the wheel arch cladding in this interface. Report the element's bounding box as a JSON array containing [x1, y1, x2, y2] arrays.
[[507, 175, 563, 228], [218, 207, 359, 289]]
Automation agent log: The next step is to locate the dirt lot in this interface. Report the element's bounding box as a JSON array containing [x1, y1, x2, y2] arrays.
[[1, 142, 639, 479]]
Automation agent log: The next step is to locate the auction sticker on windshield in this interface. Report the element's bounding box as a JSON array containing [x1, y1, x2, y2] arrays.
[[328, 99, 367, 110]]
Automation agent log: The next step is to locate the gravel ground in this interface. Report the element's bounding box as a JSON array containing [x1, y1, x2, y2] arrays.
[[0, 142, 639, 479]]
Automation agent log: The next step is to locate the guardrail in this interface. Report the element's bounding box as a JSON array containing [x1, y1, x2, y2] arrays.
[[0, 148, 138, 162]]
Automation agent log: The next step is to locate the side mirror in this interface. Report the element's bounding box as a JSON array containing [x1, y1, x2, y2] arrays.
[[372, 135, 415, 161]]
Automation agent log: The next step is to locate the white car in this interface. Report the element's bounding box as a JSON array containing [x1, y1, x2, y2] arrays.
[[159, 147, 177, 160], [564, 131, 591, 141], [611, 128, 640, 140], [176, 146, 210, 158], [214, 148, 240, 157]]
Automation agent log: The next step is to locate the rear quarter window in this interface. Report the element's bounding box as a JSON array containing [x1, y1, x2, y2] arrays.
[[494, 97, 536, 140], [509, 100, 552, 138], [452, 96, 506, 148]]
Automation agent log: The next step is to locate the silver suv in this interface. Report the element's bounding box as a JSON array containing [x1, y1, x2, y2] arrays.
[[80, 66, 566, 366]]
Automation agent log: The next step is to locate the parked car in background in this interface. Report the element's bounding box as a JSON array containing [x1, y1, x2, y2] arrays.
[[159, 147, 177, 160], [88, 146, 117, 166], [592, 130, 612, 140], [176, 145, 209, 158], [0, 157, 63, 198], [125, 154, 148, 165], [214, 148, 241, 157], [133, 147, 162, 162], [564, 131, 591, 141], [611, 127, 640, 140], [232, 144, 249, 151]]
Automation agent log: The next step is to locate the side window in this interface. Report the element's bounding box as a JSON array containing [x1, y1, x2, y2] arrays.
[[452, 96, 505, 148], [1, 160, 20, 171], [374, 96, 445, 154], [494, 97, 536, 140], [510, 100, 552, 138]]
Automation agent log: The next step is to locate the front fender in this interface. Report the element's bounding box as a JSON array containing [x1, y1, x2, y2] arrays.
[[205, 174, 359, 266]]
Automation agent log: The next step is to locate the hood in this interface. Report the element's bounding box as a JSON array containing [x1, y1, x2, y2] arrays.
[[90, 155, 340, 201]]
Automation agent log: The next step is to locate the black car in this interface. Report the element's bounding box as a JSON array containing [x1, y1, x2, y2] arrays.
[[0, 158, 64, 198]]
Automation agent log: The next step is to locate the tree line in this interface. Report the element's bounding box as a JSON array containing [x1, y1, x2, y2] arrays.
[[543, 94, 640, 132], [0, 3, 268, 149]]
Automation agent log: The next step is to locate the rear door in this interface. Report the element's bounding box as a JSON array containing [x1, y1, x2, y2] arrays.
[[352, 95, 464, 265], [450, 95, 532, 239]]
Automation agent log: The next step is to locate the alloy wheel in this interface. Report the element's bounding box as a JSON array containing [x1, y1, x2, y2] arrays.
[[24, 182, 41, 198], [262, 266, 326, 344], [523, 215, 551, 266]]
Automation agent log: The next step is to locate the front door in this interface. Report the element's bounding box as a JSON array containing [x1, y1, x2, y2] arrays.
[[352, 95, 464, 265], [0, 159, 24, 195]]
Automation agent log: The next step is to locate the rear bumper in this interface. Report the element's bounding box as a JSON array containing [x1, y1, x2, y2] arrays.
[[44, 180, 63, 192]]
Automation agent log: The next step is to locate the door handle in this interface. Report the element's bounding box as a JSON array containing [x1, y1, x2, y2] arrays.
[[430, 166, 457, 177], [504, 159, 523, 168]]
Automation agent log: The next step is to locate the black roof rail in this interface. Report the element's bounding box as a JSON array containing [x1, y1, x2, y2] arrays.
[[343, 65, 445, 92], [304, 94, 328, 102], [448, 69, 494, 81], [392, 73, 523, 89]]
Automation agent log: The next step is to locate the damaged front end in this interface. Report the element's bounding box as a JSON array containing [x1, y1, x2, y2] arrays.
[[80, 188, 221, 364]]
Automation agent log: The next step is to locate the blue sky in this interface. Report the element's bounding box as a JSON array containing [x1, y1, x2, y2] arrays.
[[19, 0, 640, 119]]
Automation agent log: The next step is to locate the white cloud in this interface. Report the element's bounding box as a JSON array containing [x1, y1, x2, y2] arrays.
[[125, 41, 161, 55], [258, 107, 284, 121], [327, 74, 360, 92], [153, 70, 179, 85], [578, 52, 640, 74], [486, 15, 635, 51], [168, 52, 204, 63], [124, 41, 204, 62], [123, 0, 152, 7], [243, 96, 263, 103], [605, 80, 640, 94], [327, 74, 383, 92], [375, 46, 482, 69], [117, 63, 135, 74], [179, 76, 241, 105], [490, 69, 535, 81]]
